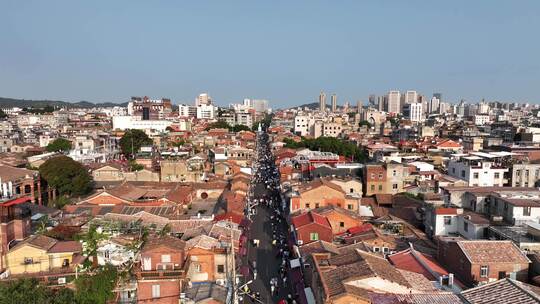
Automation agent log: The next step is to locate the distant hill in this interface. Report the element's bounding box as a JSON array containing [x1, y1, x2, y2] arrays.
[[0, 97, 127, 108]]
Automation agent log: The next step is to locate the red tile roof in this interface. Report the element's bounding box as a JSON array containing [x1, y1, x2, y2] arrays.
[[292, 211, 331, 229], [388, 248, 448, 281]]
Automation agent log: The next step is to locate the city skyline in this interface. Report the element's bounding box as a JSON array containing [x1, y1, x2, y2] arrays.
[[1, 1, 540, 106]]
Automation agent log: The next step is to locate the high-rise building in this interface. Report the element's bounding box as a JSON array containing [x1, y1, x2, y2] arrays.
[[377, 96, 385, 111], [196, 93, 212, 106], [433, 93, 442, 102], [319, 91, 327, 112], [428, 97, 440, 114], [252, 99, 269, 113], [357, 100, 362, 113], [331, 94, 337, 112], [386, 91, 401, 114], [405, 91, 418, 104], [128, 96, 172, 120], [368, 95, 376, 107], [403, 102, 424, 122]]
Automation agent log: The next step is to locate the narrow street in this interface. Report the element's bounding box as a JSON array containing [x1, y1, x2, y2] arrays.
[[239, 131, 295, 304]]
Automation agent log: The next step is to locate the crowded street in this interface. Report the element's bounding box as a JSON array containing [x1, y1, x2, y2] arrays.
[[239, 131, 296, 304]]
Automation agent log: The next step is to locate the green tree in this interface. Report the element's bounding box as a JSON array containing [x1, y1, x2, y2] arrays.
[[359, 120, 372, 128], [231, 124, 251, 132], [0, 278, 51, 304], [205, 120, 231, 130], [46, 138, 72, 152], [39, 156, 93, 197], [74, 265, 117, 304], [119, 129, 152, 158], [128, 160, 144, 171], [0, 109, 7, 119], [76, 224, 107, 269]]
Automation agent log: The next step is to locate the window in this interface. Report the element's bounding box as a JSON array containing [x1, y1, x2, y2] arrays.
[[516, 170, 521, 177], [305, 203, 310, 208], [378, 173, 383, 179], [480, 266, 489, 278], [371, 185, 375, 191], [340, 222, 345, 227], [452, 168, 456, 174], [378, 185, 383, 191], [217, 264, 225, 273], [443, 216, 452, 225], [463, 221, 469, 232], [473, 173, 479, 179], [347, 204, 353, 210], [315, 203, 320, 208], [392, 170, 397, 177], [392, 184, 398, 190], [195, 264, 201, 272], [524, 207, 532, 216], [310, 233, 319, 241], [494, 172, 500, 179], [461, 170, 466, 178], [161, 255, 171, 263], [152, 285, 161, 298], [371, 173, 375, 179], [24, 257, 33, 264], [104, 250, 110, 259], [350, 188, 354, 193]]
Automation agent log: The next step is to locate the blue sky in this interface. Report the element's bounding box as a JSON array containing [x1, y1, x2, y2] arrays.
[[1, 1, 539, 107]]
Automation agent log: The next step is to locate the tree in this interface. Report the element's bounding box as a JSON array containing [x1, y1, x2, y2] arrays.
[[119, 129, 152, 158], [231, 124, 251, 132], [358, 120, 372, 129], [74, 265, 117, 304], [0, 109, 7, 119], [205, 120, 231, 131], [46, 138, 72, 152], [39, 156, 93, 197], [128, 160, 144, 171], [76, 224, 107, 269]]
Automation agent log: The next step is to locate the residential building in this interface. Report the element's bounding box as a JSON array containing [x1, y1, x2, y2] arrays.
[[403, 102, 423, 122], [331, 94, 337, 112], [292, 211, 333, 245], [510, 163, 540, 187], [319, 91, 326, 112], [438, 238, 530, 287], [447, 153, 509, 187]]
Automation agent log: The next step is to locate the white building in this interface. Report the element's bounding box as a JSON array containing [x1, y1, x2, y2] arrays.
[[235, 112, 252, 127], [403, 102, 424, 122], [474, 114, 490, 126], [196, 93, 212, 106], [294, 115, 314, 136], [112, 116, 172, 132], [179, 104, 197, 118], [428, 97, 440, 114], [196, 104, 215, 120], [386, 90, 401, 114], [405, 90, 418, 104], [447, 153, 509, 187]]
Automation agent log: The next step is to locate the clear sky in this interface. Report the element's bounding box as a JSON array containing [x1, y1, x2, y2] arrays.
[[1, 1, 539, 107]]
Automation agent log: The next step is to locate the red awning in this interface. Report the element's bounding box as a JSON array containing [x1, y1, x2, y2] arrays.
[[1, 196, 32, 207]]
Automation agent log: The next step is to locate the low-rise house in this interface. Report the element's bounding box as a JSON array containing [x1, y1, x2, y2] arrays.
[[5, 235, 83, 276], [289, 179, 359, 213], [137, 235, 186, 304], [292, 211, 333, 245], [460, 278, 540, 304], [437, 238, 530, 287], [183, 283, 227, 304], [312, 205, 365, 235], [184, 235, 228, 283]]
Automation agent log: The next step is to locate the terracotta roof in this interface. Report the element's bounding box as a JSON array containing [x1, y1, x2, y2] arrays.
[[457, 240, 530, 264], [316, 250, 412, 299], [12, 235, 57, 252], [435, 208, 460, 215], [460, 278, 540, 304], [292, 211, 331, 229], [142, 235, 186, 252], [375, 194, 393, 206], [0, 164, 37, 181], [389, 247, 449, 281], [297, 178, 345, 194], [48, 241, 82, 253], [369, 293, 464, 304]]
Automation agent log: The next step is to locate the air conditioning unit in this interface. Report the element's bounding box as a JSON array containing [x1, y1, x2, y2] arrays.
[[297, 240, 303, 245], [58, 277, 66, 284], [216, 279, 226, 286]]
